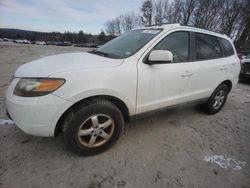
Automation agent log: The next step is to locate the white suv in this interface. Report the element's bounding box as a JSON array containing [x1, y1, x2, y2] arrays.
[[6, 24, 240, 155]]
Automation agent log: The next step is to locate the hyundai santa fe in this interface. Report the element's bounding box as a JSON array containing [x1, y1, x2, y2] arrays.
[[6, 24, 241, 155]]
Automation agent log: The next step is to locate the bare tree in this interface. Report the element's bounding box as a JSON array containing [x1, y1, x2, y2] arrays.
[[193, 0, 224, 30], [114, 17, 122, 35], [121, 13, 135, 31], [220, 0, 243, 37], [162, 0, 178, 24], [104, 0, 250, 49], [105, 17, 122, 36], [181, 0, 197, 25], [162, 0, 170, 23], [105, 20, 116, 36], [133, 13, 144, 28], [154, 0, 164, 25], [170, 0, 183, 23], [141, 0, 153, 26], [236, 0, 250, 48]]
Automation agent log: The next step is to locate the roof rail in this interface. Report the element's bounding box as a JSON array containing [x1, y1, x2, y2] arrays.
[[145, 23, 180, 27], [144, 23, 226, 36], [182, 24, 224, 35]]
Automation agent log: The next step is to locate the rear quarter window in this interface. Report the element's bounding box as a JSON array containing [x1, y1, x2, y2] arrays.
[[218, 38, 235, 57]]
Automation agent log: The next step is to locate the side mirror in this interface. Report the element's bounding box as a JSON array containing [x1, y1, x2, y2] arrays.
[[146, 50, 173, 65]]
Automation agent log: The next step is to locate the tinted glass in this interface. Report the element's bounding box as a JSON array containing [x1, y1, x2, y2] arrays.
[[98, 29, 162, 59], [218, 38, 235, 57], [195, 33, 222, 60], [154, 32, 189, 63]]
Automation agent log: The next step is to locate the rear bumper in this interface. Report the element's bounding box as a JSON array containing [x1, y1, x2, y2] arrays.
[[5, 79, 73, 137]]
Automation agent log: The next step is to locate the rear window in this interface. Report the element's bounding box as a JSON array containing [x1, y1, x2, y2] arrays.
[[218, 38, 235, 57], [195, 33, 222, 61]]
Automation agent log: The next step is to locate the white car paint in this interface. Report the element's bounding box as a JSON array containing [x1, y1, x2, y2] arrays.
[[15, 52, 123, 77], [148, 50, 173, 62], [137, 54, 195, 113], [14, 39, 31, 44], [6, 24, 241, 137], [35, 41, 46, 45]]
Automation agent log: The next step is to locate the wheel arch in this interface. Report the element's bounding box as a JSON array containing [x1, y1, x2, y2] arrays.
[[54, 95, 130, 137], [220, 80, 232, 92]]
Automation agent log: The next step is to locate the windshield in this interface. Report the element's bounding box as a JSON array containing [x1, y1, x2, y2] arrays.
[[246, 54, 250, 59], [96, 29, 162, 59]]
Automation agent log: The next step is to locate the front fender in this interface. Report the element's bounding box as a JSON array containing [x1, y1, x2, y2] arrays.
[[55, 88, 135, 116]]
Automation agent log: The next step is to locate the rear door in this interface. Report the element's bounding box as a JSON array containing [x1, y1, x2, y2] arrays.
[[188, 32, 226, 100]]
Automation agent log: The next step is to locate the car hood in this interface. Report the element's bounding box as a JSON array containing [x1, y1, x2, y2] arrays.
[[15, 52, 123, 77]]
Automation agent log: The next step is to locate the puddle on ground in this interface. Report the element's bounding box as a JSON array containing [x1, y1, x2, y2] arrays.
[[0, 119, 14, 125], [204, 155, 246, 170]]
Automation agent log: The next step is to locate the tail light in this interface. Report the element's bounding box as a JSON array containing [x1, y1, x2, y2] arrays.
[[238, 55, 244, 65]]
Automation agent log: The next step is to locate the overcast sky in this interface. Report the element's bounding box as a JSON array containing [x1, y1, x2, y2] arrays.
[[0, 0, 141, 34]]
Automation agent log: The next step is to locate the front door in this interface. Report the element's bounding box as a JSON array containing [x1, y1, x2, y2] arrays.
[[136, 31, 194, 114]]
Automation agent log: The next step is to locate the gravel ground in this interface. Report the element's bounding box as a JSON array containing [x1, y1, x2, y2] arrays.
[[0, 42, 250, 188]]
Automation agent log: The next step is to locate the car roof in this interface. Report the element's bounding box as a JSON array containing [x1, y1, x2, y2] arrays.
[[142, 23, 230, 41]]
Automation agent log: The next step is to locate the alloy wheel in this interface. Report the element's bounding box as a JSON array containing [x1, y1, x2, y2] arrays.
[[77, 114, 115, 148], [213, 90, 225, 110]]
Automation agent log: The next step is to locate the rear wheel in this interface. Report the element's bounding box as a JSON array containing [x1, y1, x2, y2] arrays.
[[63, 99, 124, 156], [202, 84, 229, 114]]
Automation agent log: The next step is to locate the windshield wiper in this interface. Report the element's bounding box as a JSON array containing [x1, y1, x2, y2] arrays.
[[89, 50, 109, 57]]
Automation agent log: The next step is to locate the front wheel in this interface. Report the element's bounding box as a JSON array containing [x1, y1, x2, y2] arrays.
[[202, 84, 229, 114], [63, 99, 124, 156]]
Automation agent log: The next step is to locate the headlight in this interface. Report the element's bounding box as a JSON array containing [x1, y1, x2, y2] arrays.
[[14, 78, 65, 97]]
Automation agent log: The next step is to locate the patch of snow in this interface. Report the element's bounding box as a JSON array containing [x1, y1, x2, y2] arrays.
[[0, 119, 14, 125], [204, 155, 246, 170]]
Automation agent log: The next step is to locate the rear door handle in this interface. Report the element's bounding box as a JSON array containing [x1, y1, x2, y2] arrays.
[[220, 66, 227, 70], [181, 72, 193, 77]]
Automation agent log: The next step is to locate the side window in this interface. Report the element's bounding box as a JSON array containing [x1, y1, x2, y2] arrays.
[[154, 32, 189, 63], [218, 38, 235, 57], [195, 33, 222, 60]]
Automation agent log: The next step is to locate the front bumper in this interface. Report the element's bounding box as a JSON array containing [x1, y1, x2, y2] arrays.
[[6, 79, 73, 137]]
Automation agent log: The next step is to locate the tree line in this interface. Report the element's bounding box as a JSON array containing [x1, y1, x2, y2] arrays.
[[105, 0, 250, 49], [0, 29, 113, 45]]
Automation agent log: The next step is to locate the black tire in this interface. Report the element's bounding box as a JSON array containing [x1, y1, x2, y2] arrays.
[[63, 99, 124, 156], [202, 84, 229, 114]]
